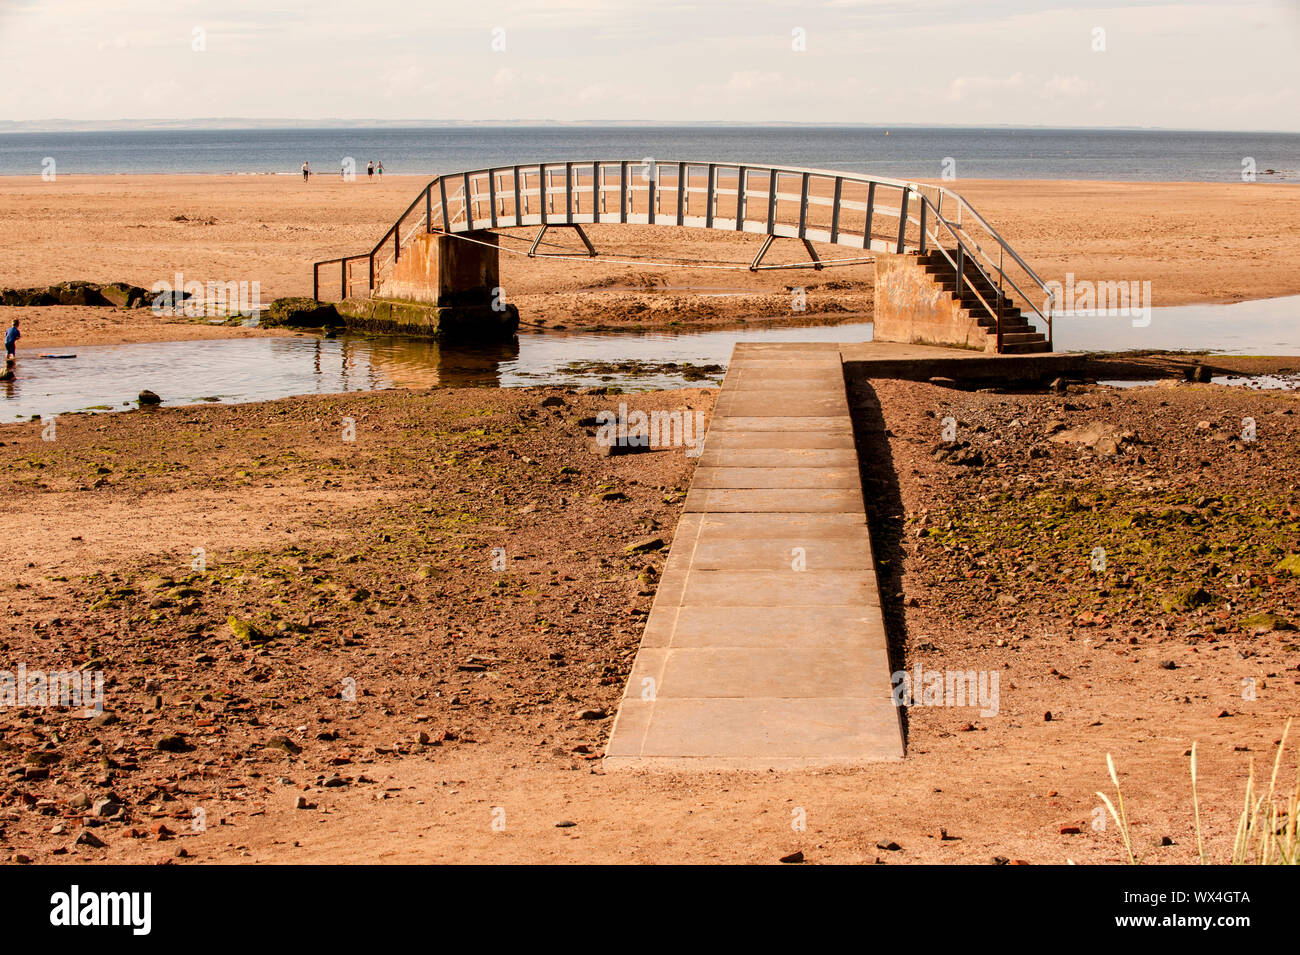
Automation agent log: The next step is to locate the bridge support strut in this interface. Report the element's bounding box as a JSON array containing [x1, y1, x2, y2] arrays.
[[749, 235, 827, 272], [527, 224, 597, 258]]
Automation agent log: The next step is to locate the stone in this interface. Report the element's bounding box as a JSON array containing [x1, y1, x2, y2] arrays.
[[75, 831, 107, 848], [1239, 611, 1294, 634], [1161, 586, 1214, 613], [137, 390, 162, 406], [227, 615, 268, 643], [540, 396, 565, 408], [1048, 421, 1133, 455], [262, 297, 343, 329], [876, 840, 901, 851], [155, 734, 192, 753], [575, 708, 607, 721], [92, 798, 122, 817], [266, 735, 303, 755], [625, 537, 665, 554], [554, 820, 577, 828], [99, 282, 150, 308], [1273, 555, 1300, 578], [779, 850, 805, 864]]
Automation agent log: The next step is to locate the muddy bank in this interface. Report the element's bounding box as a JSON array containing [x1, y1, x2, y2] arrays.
[[1, 376, 1296, 864]]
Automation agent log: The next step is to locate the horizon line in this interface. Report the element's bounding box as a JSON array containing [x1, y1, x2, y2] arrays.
[[3, 119, 1300, 136]]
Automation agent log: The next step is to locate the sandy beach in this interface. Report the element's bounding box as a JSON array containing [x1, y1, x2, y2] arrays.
[[2, 170, 1298, 868], [3, 175, 1300, 347]]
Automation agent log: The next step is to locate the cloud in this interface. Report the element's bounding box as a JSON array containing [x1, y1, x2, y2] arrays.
[[723, 70, 788, 94], [948, 72, 1027, 102], [1041, 74, 1094, 98]]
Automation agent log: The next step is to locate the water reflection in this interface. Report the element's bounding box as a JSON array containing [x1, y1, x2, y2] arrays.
[[3, 294, 1299, 422], [1, 332, 524, 421]]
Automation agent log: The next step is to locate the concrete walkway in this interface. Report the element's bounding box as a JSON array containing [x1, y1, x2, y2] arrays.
[[604, 342, 903, 770]]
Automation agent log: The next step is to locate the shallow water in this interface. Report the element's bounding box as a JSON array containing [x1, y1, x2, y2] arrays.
[[1102, 374, 1300, 391], [1051, 295, 1300, 354], [0, 323, 871, 422], [3, 295, 1298, 422]]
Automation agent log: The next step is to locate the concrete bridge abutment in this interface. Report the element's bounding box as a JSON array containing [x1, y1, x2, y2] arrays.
[[337, 230, 518, 340]]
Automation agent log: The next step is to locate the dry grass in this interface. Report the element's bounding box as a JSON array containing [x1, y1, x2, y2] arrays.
[[1098, 720, 1298, 865]]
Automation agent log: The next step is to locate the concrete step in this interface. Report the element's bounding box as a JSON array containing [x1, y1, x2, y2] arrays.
[[1000, 339, 1053, 353]]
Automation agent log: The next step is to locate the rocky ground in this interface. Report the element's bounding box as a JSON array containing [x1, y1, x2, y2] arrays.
[[0, 387, 706, 862], [0, 375, 1297, 864]]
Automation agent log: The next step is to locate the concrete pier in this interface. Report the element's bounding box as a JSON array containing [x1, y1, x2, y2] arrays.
[[604, 342, 904, 770]]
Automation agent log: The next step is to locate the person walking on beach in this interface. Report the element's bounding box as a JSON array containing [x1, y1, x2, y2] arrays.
[[302, 161, 311, 181], [376, 160, 384, 181], [367, 160, 375, 182], [5, 318, 19, 360]]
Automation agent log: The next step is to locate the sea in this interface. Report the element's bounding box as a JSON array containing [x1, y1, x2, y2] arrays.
[[1, 126, 1298, 181]]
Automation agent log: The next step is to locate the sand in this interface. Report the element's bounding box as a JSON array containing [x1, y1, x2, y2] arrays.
[[2, 175, 1299, 347], [1, 380, 1296, 864], [3, 172, 1299, 866]]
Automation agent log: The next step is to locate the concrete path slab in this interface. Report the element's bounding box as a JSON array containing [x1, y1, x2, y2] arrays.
[[702, 431, 857, 450], [708, 415, 851, 432], [691, 466, 860, 489], [684, 487, 866, 513], [606, 342, 903, 770]]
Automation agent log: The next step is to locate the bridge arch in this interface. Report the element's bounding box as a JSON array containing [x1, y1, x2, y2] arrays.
[[312, 160, 1055, 351]]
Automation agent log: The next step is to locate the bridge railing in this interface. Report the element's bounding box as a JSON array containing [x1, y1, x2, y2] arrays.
[[311, 160, 1054, 346]]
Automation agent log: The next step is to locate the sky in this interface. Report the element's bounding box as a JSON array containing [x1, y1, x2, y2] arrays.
[[1, 0, 1298, 130]]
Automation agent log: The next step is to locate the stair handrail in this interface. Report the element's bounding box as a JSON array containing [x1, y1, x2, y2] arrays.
[[920, 209, 1001, 333], [925, 188, 1055, 345]]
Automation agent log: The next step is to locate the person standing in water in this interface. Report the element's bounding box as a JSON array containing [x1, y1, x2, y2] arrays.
[[4, 318, 19, 377], [302, 161, 310, 181]]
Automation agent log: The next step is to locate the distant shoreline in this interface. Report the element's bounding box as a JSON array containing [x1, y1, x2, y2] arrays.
[[5, 121, 1300, 135]]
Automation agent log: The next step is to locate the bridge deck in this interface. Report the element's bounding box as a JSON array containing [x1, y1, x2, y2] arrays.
[[604, 342, 904, 770]]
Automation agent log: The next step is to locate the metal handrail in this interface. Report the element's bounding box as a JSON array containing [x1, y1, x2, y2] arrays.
[[311, 160, 1054, 350]]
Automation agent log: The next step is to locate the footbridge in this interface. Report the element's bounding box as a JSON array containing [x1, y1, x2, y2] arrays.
[[312, 160, 1055, 352]]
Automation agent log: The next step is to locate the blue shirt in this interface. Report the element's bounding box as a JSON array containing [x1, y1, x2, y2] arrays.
[[4, 327, 18, 347]]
